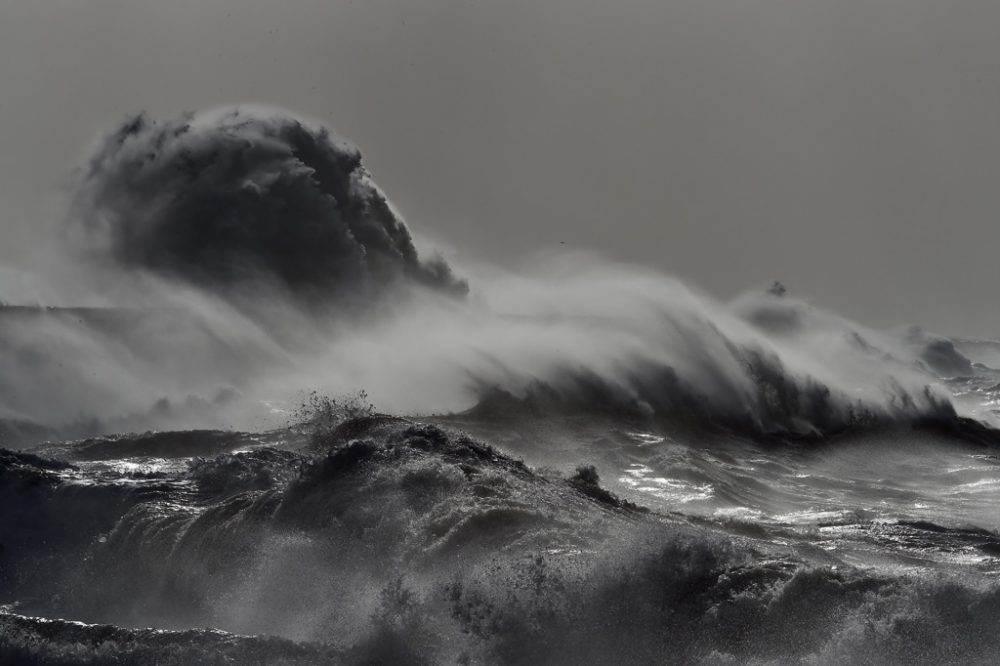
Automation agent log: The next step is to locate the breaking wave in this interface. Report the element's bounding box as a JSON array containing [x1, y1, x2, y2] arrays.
[[4, 105, 1000, 664], [0, 106, 988, 446], [4, 420, 1000, 665], [71, 107, 467, 306]]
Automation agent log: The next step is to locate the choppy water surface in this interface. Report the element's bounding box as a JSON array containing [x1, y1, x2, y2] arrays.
[[7, 390, 1000, 666], [5, 107, 1000, 664]]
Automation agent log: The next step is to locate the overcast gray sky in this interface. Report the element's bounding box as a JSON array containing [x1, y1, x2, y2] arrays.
[[2, 0, 999, 335]]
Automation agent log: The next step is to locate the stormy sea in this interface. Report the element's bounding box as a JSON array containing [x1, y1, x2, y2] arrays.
[[5, 108, 1000, 665]]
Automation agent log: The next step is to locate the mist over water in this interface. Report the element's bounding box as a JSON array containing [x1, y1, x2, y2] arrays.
[[0, 103, 968, 436], [4, 108, 1000, 665]]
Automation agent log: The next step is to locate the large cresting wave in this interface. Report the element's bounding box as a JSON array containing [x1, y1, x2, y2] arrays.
[[4, 106, 1000, 666], [0, 105, 991, 445]]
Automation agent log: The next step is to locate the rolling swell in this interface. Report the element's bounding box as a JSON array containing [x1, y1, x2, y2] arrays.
[[5, 106, 1000, 663], [4, 419, 1000, 664]]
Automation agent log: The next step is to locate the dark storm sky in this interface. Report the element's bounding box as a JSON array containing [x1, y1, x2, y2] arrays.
[[2, 0, 1000, 336]]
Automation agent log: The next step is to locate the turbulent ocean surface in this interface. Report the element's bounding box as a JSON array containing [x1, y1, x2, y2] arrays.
[[4, 108, 1000, 665]]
